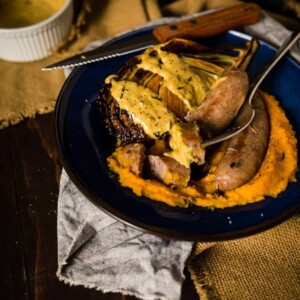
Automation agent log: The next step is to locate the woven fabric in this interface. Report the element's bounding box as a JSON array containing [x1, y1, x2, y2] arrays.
[[188, 216, 300, 300]]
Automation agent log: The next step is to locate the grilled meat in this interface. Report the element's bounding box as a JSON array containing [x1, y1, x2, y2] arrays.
[[114, 143, 146, 176], [98, 85, 148, 144], [164, 122, 205, 168], [98, 38, 253, 145], [148, 155, 190, 187]]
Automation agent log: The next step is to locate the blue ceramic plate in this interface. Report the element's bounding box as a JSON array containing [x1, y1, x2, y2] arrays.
[[55, 27, 300, 241]]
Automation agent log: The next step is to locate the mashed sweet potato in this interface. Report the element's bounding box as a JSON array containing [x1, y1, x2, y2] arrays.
[[107, 91, 298, 208]]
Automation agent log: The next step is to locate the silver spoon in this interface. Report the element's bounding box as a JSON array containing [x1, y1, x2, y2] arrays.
[[202, 31, 300, 148]]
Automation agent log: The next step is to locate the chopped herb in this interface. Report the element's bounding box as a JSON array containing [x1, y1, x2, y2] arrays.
[[151, 96, 160, 100], [230, 161, 241, 168], [153, 132, 162, 139], [177, 86, 184, 90], [120, 86, 127, 99], [149, 50, 157, 57], [188, 197, 196, 204], [187, 76, 192, 82], [108, 171, 117, 179], [182, 198, 189, 206], [280, 152, 285, 161]]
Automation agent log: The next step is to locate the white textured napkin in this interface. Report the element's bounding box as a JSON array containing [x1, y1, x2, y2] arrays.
[[57, 169, 193, 300], [57, 13, 299, 300]]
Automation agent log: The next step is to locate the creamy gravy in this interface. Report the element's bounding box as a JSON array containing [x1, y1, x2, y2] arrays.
[[107, 77, 176, 139], [164, 123, 197, 168], [105, 41, 221, 139], [0, 0, 65, 28], [137, 44, 207, 109]]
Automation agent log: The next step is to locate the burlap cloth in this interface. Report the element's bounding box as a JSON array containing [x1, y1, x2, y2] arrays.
[[2, 0, 299, 299]]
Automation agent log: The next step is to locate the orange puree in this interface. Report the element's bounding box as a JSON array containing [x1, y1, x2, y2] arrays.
[[107, 91, 298, 208]]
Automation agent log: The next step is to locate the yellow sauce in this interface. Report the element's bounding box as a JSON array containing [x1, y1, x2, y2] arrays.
[[164, 123, 199, 168], [0, 0, 65, 28], [107, 77, 176, 139], [107, 91, 298, 208], [137, 44, 207, 109], [104, 40, 226, 140]]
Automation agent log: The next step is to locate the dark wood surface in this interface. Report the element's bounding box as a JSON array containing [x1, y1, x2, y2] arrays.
[[0, 113, 198, 299]]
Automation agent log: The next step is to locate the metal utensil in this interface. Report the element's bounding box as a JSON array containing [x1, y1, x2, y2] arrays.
[[42, 3, 261, 70], [202, 31, 300, 148]]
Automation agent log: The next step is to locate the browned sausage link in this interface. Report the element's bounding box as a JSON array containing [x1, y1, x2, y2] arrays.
[[117, 143, 146, 176], [196, 92, 270, 193], [148, 155, 190, 187], [185, 69, 249, 138]]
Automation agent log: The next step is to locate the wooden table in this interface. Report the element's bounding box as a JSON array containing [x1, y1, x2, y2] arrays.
[[0, 113, 198, 299]]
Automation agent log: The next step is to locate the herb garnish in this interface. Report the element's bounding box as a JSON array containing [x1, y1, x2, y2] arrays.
[[230, 161, 241, 168]]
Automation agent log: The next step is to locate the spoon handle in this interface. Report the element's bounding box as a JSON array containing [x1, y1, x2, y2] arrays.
[[248, 31, 300, 103]]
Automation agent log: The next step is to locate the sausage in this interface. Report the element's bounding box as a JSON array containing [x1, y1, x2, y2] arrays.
[[117, 143, 146, 176], [195, 92, 270, 193], [148, 155, 190, 187], [185, 69, 249, 137]]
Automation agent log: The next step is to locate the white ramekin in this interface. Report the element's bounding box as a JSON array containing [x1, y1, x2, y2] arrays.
[[0, 0, 74, 62]]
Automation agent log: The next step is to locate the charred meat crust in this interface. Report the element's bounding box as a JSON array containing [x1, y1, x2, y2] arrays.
[[161, 38, 218, 55], [98, 85, 148, 145]]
